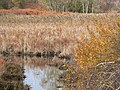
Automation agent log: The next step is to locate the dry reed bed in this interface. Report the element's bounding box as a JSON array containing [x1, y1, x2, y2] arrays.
[[0, 13, 119, 56]]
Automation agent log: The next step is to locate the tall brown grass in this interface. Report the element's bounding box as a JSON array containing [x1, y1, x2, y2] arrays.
[[0, 13, 119, 57]]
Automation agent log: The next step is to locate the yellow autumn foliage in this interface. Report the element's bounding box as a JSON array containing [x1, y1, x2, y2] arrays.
[[75, 17, 120, 70]]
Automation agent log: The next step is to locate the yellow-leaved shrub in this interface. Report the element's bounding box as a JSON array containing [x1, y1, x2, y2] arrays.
[[75, 17, 120, 70]]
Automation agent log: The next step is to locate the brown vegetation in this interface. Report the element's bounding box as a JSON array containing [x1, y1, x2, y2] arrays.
[[0, 13, 120, 90], [70, 13, 120, 89], [0, 9, 71, 15], [0, 13, 119, 56]]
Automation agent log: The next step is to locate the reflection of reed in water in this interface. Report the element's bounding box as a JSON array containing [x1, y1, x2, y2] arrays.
[[3, 56, 66, 69], [41, 66, 63, 90], [0, 63, 29, 90], [24, 63, 63, 90], [24, 57, 65, 68]]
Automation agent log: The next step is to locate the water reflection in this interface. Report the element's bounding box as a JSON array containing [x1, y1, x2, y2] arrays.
[[24, 65, 63, 90], [0, 56, 64, 90]]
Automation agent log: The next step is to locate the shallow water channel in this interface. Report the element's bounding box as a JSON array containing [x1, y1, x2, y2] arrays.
[[0, 56, 67, 90]]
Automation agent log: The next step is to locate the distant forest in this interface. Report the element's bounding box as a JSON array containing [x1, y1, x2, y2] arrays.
[[0, 0, 120, 13]]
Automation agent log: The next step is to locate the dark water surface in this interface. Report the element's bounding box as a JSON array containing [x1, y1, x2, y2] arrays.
[[0, 56, 66, 90]]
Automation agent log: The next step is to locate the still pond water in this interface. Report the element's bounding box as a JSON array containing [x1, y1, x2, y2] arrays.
[[0, 56, 67, 90]]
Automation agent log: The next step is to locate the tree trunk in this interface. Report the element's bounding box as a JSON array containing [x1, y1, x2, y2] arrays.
[[86, 1, 89, 13], [82, 3, 85, 13], [91, 4, 94, 13]]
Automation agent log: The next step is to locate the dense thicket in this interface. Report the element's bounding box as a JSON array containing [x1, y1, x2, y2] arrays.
[[42, 0, 120, 13], [0, 0, 120, 13]]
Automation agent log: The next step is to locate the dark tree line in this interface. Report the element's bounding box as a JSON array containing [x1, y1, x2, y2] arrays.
[[0, 0, 39, 9]]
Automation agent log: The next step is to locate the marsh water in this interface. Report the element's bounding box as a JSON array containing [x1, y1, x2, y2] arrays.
[[0, 56, 67, 90]]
